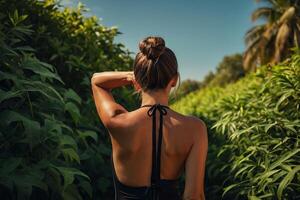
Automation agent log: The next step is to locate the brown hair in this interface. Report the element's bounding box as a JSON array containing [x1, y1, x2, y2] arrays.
[[133, 36, 180, 95]]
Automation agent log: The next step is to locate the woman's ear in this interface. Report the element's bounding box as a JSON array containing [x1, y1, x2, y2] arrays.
[[171, 74, 178, 87], [133, 78, 141, 91]]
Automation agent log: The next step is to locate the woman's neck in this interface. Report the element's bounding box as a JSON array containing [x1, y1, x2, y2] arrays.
[[140, 89, 169, 106]]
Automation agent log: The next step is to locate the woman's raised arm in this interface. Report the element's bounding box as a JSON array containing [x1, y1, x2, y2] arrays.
[[91, 71, 133, 90], [90, 71, 133, 129]]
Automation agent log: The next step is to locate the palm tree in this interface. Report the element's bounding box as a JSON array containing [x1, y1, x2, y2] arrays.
[[244, 0, 300, 72]]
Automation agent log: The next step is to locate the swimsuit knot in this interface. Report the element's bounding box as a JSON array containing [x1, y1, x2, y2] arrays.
[[147, 103, 169, 116]]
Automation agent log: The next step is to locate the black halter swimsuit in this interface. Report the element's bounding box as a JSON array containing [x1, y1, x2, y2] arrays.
[[111, 103, 181, 200]]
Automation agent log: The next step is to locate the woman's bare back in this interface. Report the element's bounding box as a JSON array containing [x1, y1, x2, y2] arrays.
[[107, 106, 206, 191]]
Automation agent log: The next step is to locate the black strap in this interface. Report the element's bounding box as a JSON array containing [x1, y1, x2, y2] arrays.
[[140, 103, 169, 200]]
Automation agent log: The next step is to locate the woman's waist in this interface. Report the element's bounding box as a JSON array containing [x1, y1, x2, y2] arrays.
[[116, 177, 180, 191]]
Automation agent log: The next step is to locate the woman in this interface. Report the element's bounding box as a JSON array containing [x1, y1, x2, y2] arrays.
[[91, 36, 208, 200]]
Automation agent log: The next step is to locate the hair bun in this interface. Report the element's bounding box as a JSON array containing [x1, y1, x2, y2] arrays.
[[139, 36, 166, 60]]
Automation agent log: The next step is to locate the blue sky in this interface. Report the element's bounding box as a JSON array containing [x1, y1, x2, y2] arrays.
[[60, 0, 260, 81]]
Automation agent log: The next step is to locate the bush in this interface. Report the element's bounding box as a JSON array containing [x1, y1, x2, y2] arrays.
[[0, 0, 136, 199], [172, 49, 300, 200]]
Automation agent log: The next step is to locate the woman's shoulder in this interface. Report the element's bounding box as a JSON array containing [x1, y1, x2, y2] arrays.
[[174, 111, 205, 126], [190, 118, 208, 148], [186, 115, 206, 127], [166, 110, 206, 132], [184, 115, 207, 136]]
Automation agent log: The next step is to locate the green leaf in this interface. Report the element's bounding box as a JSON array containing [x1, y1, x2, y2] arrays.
[[0, 110, 41, 133], [62, 148, 80, 164], [11, 170, 48, 198], [275, 90, 293, 110], [19, 79, 65, 103], [65, 102, 80, 123], [60, 135, 77, 149], [78, 180, 92, 198], [44, 118, 63, 135], [21, 55, 64, 84], [64, 89, 82, 104], [14, 46, 35, 52], [270, 149, 300, 170], [264, 121, 277, 133], [249, 196, 261, 200], [63, 184, 83, 200], [0, 89, 23, 103], [222, 183, 239, 197], [277, 166, 300, 200], [46, 167, 63, 193], [0, 157, 22, 175], [258, 193, 274, 199], [79, 130, 98, 142], [53, 166, 90, 191], [234, 165, 253, 178]]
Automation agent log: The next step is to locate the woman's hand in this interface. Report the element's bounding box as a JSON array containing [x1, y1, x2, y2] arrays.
[[126, 71, 135, 85], [126, 71, 141, 92]]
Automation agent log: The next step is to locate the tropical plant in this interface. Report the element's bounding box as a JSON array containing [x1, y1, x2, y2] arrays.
[[208, 53, 245, 87], [243, 0, 300, 72], [0, 0, 137, 199], [172, 48, 300, 199], [0, 9, 92, 199]]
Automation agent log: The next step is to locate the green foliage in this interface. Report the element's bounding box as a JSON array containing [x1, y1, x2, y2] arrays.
[[2, 0, 299, 200], [169, 79, 202, 103], [243, 0, 300, 71], [172, 49, 300, 199], [171, 53, 245, 103], [0, 0, 136, 199], [201, 53, 245, 88], [209, 53, 245, 87]]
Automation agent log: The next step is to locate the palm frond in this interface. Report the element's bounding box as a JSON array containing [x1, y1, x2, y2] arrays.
[[255, 0, 278, 7], [252, 7, 275, 22], [278, 6, 296, 25], [245, 25, 266, 45], [274, 22, 291, 63], [294, 23, 300, 47], [243, 48, 260, 72], [246, 0, 299, 71], [243, 36, 262, 72], [245, 34, 262, 50]]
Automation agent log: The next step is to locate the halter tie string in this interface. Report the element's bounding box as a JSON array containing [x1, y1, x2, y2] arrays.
[[140, 103, 169, 200]]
